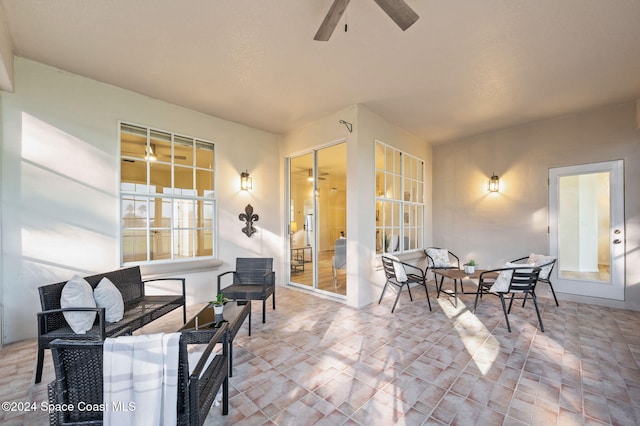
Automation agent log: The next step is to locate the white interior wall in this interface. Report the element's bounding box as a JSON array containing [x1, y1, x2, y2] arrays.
[[433, 101, 640, 309], [0, 58, 281, 343]]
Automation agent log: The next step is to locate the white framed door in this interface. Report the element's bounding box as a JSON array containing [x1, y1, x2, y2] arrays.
[[287, 142, 347, 297], [549, 160, 625, 300]]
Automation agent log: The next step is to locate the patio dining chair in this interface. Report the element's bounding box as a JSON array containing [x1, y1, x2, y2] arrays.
[[473, 264, 543, 332], [379, 255, 431, 313], [511, 254, 558, 306], [424, 247, 462, 297]]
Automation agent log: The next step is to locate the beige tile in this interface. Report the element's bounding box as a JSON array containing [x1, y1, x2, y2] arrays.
[[4, 286, 640, 425]]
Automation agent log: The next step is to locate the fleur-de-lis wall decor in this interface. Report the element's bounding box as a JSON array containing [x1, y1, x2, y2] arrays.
[[239, 204, 259, 237]]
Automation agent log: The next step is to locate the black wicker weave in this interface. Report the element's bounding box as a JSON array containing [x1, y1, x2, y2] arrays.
[[217, 258, 275, 324], [48, 326, 229, 425], [36, 266, 186, 383]]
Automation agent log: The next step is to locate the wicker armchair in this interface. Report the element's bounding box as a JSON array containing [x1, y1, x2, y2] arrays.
[[218, 258, 275, 324], [48, 326, 229, 426]]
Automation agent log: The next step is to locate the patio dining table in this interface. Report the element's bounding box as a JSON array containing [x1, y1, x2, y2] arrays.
[[432, 268, 498, 307]]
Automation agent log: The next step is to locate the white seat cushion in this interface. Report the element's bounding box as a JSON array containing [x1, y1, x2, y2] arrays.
[[427, 248, 451, 268], [527, 253, 556, 280], [94, 277, 124, 323], [490, 262, 534, 293], [60, 275, 97, 334], [385, 255, 408, 282]]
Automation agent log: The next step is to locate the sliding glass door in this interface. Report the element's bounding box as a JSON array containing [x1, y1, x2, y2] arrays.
[[288, 143, 346, 297]]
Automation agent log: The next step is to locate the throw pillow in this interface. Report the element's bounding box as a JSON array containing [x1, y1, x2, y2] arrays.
[[527, 253, 556, 280], [94, 277, 124, 323], [385, 255, 408, 282], [490, 262, 534, 293], [427, 248, 451, 268], [60, 275, 97, 334]]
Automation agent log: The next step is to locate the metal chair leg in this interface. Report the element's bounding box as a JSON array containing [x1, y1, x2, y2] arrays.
[[378, 283, 389, 304], [423, 282, 432, 311], [530, 292, 545, 332], [391, 285, 404, 313], [499, 294, 512, 332]]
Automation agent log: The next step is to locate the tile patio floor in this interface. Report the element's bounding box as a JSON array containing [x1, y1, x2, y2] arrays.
[[2, 283, 640, 425]]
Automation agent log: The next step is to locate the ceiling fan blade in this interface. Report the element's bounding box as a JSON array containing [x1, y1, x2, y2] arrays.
[[314, 0, 351, 41], [372, 0, 419, 31]]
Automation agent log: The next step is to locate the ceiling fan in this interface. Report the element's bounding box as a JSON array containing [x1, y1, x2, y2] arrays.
[[314, 0, 419, 41], [295, 168, 329, 181], [122, 142, 187, 161]]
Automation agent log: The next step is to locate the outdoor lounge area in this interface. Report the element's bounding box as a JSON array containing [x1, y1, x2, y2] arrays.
[[3, 286, 640, 425]]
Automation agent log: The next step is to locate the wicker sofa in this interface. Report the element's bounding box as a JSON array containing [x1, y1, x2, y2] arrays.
[[36, 266, 186, 383], [48, 325, 229, 425]]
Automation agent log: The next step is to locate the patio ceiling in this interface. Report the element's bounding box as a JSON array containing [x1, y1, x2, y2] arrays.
[[1, 0, 640, 144]]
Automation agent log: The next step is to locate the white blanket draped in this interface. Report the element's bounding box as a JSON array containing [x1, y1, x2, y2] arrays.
[[103, 332, 180, 426]]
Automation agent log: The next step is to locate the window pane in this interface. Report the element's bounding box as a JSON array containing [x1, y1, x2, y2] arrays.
[[383, 202, 392, 226], [385, 172, 394, 199], [196, 169, 213, 194], [121, 124, 147, 160], [196, 141, 214, 170], [196, 229, 213, 257], [121, 196, 148, 228], [150, 162, 171, 194], [394, 151, 401, 174], [394, 176, 402, 201], [121, 159, 147, 192], [375, 142, 385, 169], [174, 136, 194, 167], [149, 197, 172, 228], [174, 230, 194, 258], [376, 171, 384, 197], [404, 178, 411, 201], [174, 199, 194, 228], [196, 201, 214, 228], [174, 166, 194, 193], [392, 203, 400, 227], [122, 229, 147, 263], [150, 229, 171, 260], [150, 130, 172, 163]]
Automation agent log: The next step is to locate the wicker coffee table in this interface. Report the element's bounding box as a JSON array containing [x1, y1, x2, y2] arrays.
[[180, 301, 251, 376]]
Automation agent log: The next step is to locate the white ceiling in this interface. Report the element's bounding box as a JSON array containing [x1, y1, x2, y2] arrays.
[[2, 0, 640, 144]]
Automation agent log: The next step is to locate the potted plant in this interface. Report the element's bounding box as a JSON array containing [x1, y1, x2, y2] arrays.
[[464, 260, 476, 275], [212, 292, 226, 315]]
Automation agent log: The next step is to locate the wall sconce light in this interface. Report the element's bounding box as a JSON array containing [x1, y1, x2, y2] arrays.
[[240, 170, 252, 190], [488, 173, 500, 192]]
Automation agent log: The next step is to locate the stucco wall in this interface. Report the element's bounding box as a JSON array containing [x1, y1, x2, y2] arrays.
[[433, 101, 640, 309], [0, 58, 281, 343]]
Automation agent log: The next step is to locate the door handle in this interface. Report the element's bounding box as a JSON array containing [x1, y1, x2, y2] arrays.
[[613, 239, 622, 244]]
